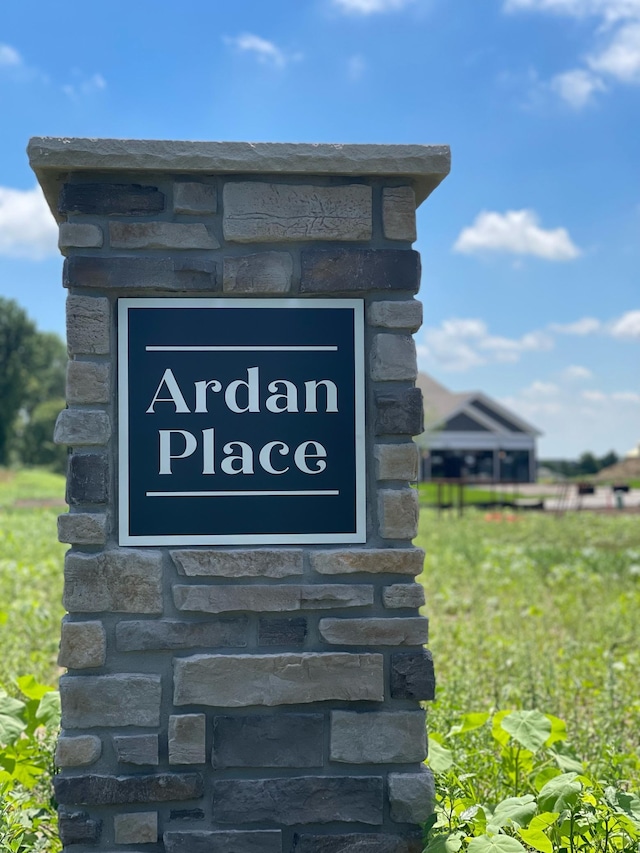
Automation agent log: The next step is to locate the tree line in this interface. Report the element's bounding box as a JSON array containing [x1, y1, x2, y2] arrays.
[[540, 450, 620, 479]]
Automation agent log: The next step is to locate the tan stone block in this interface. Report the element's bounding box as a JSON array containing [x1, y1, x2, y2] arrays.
[[368, 300, 422, 331], [58, 223, 103, 250], [109, 221, 218, 249], [171, 549, 303, 578], [382, 583, 425, 609], [64, 549, 162, 613], [168, 715, 206, 765], [66, 360, 110, 404], [114, 811, 158, 844], [319, 617, 429, 646], [310, 549, 424, 576], [383, 186, 417, 242], [66, 295, 110, 356], [58, 512, 107, 545], [374, 443, 419, 481], [370, 334, 417, 382], [55, 734, 102, 768], [53, 409, 110, 446], [378, 489, 419, 540], [58, 621, 106, 668], [223, 252, 293, 294]]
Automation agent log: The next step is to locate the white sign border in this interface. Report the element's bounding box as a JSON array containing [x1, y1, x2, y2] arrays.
[[118, 297, 366, 546]]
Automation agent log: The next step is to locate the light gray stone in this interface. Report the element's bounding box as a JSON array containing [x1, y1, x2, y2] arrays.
[[173, 182, 217, 214], [60, 674, 161, 728], [173, 653, 384, 707], [66, 360, 110, 404], [58, 621, 106, 669], [58, 222, 103, 250], [53, 408, 111, 446], [64, 549, 163, 613], [310, 549, 424, 576], [378, 489, 419, 540], [109, 221, 218, 249], [173, 584, 373, 614], [114, 734, 159, 766], [319, 617, 429, 646], [55, 735, 102, 768], [368, 300, 423, 332], [57, 512, 107, 545], [330, 711, 427, 763], [223, 252, 293, 294], [375, 443, 419, 482], [388, 768, 435, 823], [114, 811, 158, 844], [370, 334, 417, 382], [383, 187, 417, 242], [382, 584, 425, 609], [223, 183, 372, 242], [168, 715, 206, 765], [171, 549, 303, 578], [66, 295, 110, 356]]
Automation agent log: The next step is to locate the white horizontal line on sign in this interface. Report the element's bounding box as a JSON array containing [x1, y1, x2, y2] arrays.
[[145, 345, 338, 352], [146, 490, 340, 497]]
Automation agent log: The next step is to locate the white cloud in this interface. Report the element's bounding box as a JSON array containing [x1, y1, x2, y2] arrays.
[[0, 185, 58, 259], [347, 54, 367, 81], [63, 72, 107, 99], [453, 209, 581, 261], [589, 22, 640, 80], [563, 364, 594, 379], [582, 388, 640, 402], [224, 33, 300, 68], [504, 0, 640, 24], [609, 309, 640, 338], [523, 380, 560, 396], [0, 43, 22, 67], [333, 0, 415, 13], [549, 317, 601, 334], [582, 389, 608, 401], [551, 67, 606, 106], [612, 390, 640, 401]]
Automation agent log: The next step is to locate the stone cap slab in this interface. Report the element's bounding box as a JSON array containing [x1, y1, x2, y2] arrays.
[[28, 137, 451, 219]]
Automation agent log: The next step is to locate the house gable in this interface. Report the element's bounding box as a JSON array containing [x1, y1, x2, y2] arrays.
[[443, 412, 491, 432], [469, 399, 524, 433]]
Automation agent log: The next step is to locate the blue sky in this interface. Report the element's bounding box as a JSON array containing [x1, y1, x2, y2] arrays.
[[1, 0, 638, 457]]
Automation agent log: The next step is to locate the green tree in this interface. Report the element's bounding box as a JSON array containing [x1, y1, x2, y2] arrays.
[[598, 450, 619, 471], [20, 397, 67, 473], [577, 451, 599, 476]]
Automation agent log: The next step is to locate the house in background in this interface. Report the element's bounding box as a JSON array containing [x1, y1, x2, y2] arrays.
[[415, 373, 541, 483]]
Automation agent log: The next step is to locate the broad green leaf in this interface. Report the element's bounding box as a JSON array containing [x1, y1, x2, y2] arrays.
[[16, 675, 52, 701], [36, 690, 61, 727], [467, 834, 527, 853], [537, 773, 582, 813], [534, 767, 560, 792], [427, 736, 454, 773], [448, 713, 490, 736], [487, 795, 537, 832], [491, 711, 512, 747], [424, 834, 463, 852], [528, 813, 560, 831], [0, 713, 26, 745], [501, 710, 551, 753], [0, 691, 26, 718], [612, 790, 640, 823], [517, 826, 553, 853], [544, 714, 567, 746]]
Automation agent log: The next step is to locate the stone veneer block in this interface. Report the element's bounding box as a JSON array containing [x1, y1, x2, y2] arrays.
[[66, 295, 110, 355], [114, 811, 158, 844], [223, 252, 293, 294], [375, 444, 420, 482], [116, 617, 248, 651], [59, 182, 164, 215], [300, 248, 420, 294], [171, 549, 303, 578], [370, 334, 418, 382], [66, 453, 109, 505], [310, 548, 424, 576], [64, 549, 163, 613], [173, 653, 384, 706], [169, 714, 206, 765], [55, 772, 203, 805], [64, 255, 217, 292], [53, 408, 111, 446], [55, 735, 102, 768], [383, 584, 425, 609], [169, 809, 205, 821], [212, 776, 383, 825], [58, 512, 107, 545], [390, 650, 436, 700], [330, 711, 426, 763], [213, 714, 323, 768], [292, 833, 423, 853], [58, 811, 102, 845], [60, 674, 161, 728], [378, 489, 419, 540], [109, 221, 219, 249], [173, 182, 217, 214], [58, 222, 103, 250], [164, 831, 282, 853], [223, 183, 372, 242], [383, 187, 418, 242], [66, 360, 110, 404], [375, 388, 424, 437], [388, 769, 435, 824], [368, 300, 422, 332], [173, 583, 373, 614], [258, 616, 307, 646], [114, 735, 159, 766], [319, 617, 428, 646], [58, 620, 106, 669]]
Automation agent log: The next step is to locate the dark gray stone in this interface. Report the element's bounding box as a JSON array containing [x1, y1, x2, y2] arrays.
[[300, 249, 420, 294], [66, 453, 109, 505], [165, 830, 282, 853], [390, 650, 436, 700], [375, 388, 424, 436], [54, 772, 203, 805], [258, 616, 307, 646], [291, 833, 423, 853], [64, 256, 217, 292], [116, 618, 248, 651], [58, 810, 101, 844], [113, 734, 159, 766], [169, 809, 205, 821], [212, 776, 383, 825], [213, 714, 323, 768], [59, 182, 164, 215]]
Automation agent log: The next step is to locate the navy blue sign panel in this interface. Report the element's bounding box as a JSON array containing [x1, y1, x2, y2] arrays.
[[118, 298, 365, 545]]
